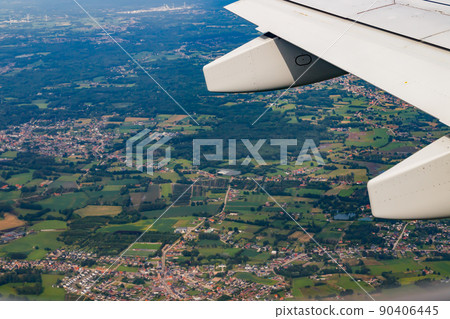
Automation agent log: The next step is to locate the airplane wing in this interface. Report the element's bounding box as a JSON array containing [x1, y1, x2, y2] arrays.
[[203, 0, 450, 219]]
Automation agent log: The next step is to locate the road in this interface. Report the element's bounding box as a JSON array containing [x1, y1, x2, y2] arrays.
[[393, 222, 410, 250], [158, 179, 233, 298]]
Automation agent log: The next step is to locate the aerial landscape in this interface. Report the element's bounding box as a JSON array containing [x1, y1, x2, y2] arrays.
[[0, 0, 448, 302]]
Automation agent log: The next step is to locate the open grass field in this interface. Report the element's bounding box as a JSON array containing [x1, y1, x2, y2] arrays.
[[0, 282, 18, 296], [298, 283, 340, 299], [15, 207, 40, 216], [0, 151, 17, 159], [338, 186, 358, 197], [173, 217, 198, 228], [57, 174, 81, 182], [123, 242, 162, 257], [136, 184, 161, 203], [98, 218, 177, 233], [0, 213, 25, 231], [0, 231, 63, 260], [102, 185, 123, 192], [219, 220, 260, 233], [314, 230, 343, 243], [205, 190, 225, 200], [48, 180, 78, 190], [142, 204, 221, 218], [368, 258, 423, 276], [242, 249, 272, 263], [32, 99, 49, 109], [75, 205, 122, 218], [242, 193, 268, 203], [198, 247, 240, 257], [235, 272, 277, 286], [380, 141, 416, 152], [398, 274, 442, 285], [322, 168, 368, 182], [38, 192, 90, 211], [118, 123, 142, 133], [227, 202, 263, 208], [423, 261, 450, 276], [6, 172, 34, 185], [116, 265, 139, 273], [289, 188, 325, 196], [292, 277, 314, 298], [226, 210, 270, 222], [39, 274, 66, 300], [98, 190, 125, 205], [133, 242, 161, 250], [0, 274, 65, 301], [151, 171, 180, 183], [106, 178, 138, 186], [29, 220, 67, 231], [345, 128, 389, 148], [148, 219, 178, 232], [335, 275, 374, 292], [0, 190, 21, 202], [24, 178, 45, 187]]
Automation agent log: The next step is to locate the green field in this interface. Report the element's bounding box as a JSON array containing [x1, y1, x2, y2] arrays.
[[198, 247, 239, 257], [380, 141, 415, 152], [98, 218, 177, 233], [30, 220, 67, 231], [0, 151, 17, 158], [123, 242, 162, 257], [345, 128, 389, 148], [292, 277, 314, 298], [315, 231, 342, 242], [57, 174, 80, 182], [290, 188, 325, 196], [6, 172, 34, 185], [132, 242, 161, 250], [423, 261, 450, 276], [0, 274, 65, 300], [32, 99, 49, 109], [0, 231, 64, 260], [0, 190, 21, 202], [75, 205, 122, 217], [142, 204, 221, 218], [243, 249, 272, 263], [336, 276, 375, 293], [368, 259, 423, 276], [116, 265, 139, 273], [235, 272, 277, 286], [160, 183, 172, 198], [38, 192, 90, 211], [151, 171, 179, 182], [39, 274, 66, 300], [102, 185, 123, 191], [338, 187, 356, 197]]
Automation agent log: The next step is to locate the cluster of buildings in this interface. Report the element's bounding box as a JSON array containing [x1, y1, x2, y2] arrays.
[[0, 118, 118, 159], [0, 229, 26, 245]]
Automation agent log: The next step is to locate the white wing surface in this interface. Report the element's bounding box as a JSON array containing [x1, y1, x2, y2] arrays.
[[203, 0, 450, 219]]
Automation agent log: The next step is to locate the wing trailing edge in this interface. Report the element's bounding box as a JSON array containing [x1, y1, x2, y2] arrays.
[[203, 0, 450, 219], [223, 0, 450, 126], [203, 34, 346, 92]]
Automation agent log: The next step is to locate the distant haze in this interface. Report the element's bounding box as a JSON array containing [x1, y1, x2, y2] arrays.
[[0, 0, 218, 14]]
